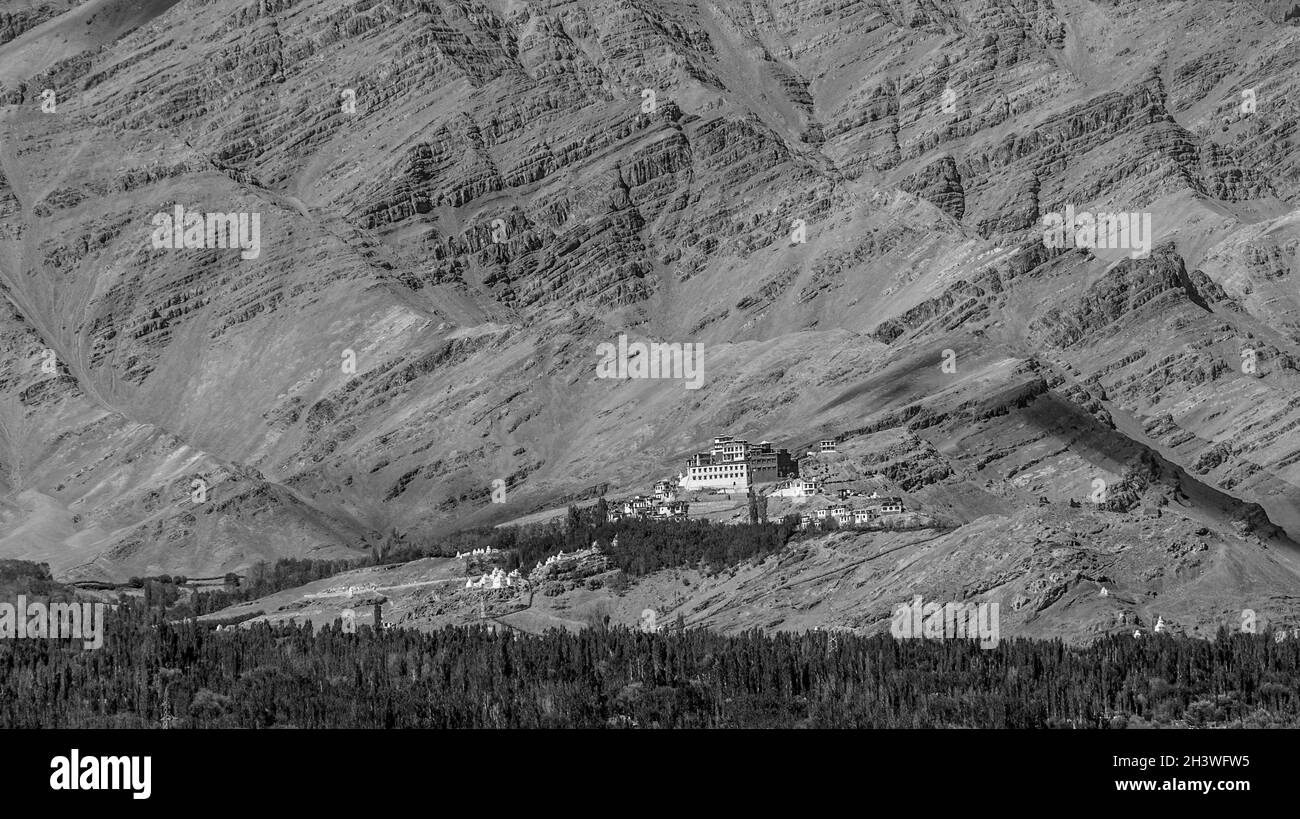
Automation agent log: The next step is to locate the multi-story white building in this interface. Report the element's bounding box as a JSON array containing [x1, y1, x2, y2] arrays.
[[679, 435, 797, 492], [680, 461, 754, 492], [653, 479, 676, 500], [710, 435, 751, 462]]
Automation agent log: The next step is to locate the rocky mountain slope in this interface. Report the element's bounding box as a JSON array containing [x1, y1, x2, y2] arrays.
[[1, 0, 1299, 646]]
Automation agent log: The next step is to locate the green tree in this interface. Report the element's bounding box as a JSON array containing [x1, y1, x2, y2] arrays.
[[189, 689, 231, 726]]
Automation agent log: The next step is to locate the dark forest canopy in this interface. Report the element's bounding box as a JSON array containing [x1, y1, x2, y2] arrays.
[[3, 603, 1300, 728]]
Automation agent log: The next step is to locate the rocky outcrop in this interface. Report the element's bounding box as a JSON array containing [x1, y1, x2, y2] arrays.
[[899, 155, 965, 220], [1029, 245, 1215, 349]]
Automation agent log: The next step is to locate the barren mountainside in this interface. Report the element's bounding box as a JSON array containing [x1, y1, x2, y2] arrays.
[[1, 0, 1299, 642]]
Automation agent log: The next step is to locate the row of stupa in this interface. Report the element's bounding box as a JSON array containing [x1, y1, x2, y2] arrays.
[[456, 547, 501, 559], [465, 567, 525, 589]]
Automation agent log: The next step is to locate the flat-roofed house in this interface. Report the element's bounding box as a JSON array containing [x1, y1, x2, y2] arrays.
[[770, 478, 820, 497], [655, 500, 689, 518]]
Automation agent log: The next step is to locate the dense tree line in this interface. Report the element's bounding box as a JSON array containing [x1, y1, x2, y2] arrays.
[[3, 603, 1300, 728], [601, 517, 798, 577], [463, 502, 801, 578], [0, 560, 67, 598]]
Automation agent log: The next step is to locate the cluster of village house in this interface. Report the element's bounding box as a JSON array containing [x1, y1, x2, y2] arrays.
[[606, 483, 691, 522], [605, 435, 907, 527], [798, 494, 905, 528]]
